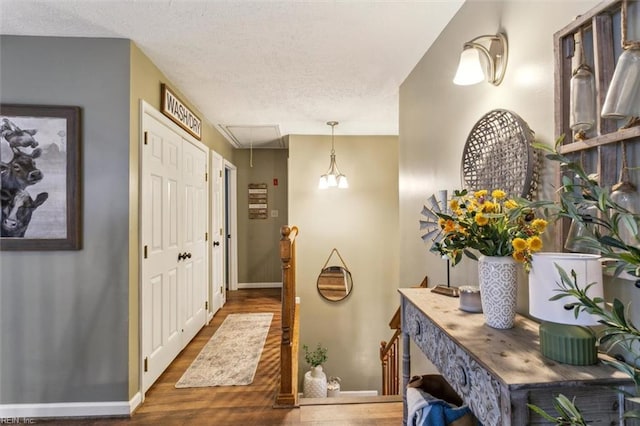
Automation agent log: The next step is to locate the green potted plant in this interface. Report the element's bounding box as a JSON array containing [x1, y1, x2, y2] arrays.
[[430, 188, 549, 329], [303, 343, 328, 367], [534, 137, 640, 278], [302, 343, 328, 398], [527, 266, 640, 423], [527, 138, 640, 423]]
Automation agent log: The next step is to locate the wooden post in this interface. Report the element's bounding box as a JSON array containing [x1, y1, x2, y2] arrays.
[[274, 225, 299, 407]]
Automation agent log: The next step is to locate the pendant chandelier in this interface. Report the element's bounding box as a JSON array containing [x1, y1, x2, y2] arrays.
[[318, 121, 348, 189]]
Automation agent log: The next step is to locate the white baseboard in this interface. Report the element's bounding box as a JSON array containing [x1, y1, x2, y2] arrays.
[[238, 282, 282, 289], [298, 390, 379, 398], [129, 392, 142, 414], [0, 399, 134, 419], [0, 393, 141, 419], [338, 390, 379, 397]]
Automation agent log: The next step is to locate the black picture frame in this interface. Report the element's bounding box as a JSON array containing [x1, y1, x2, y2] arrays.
[[1, 104, 82, 250]]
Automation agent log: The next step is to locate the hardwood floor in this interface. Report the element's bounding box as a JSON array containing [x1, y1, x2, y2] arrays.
[[42, 289, 402, 425]]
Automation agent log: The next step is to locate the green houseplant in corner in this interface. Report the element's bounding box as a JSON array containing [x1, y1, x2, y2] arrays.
[[302, 343, 328, 398], [303, 343, 328, 367], [528, 266, 640, 424], [527, 138, 640, 424]]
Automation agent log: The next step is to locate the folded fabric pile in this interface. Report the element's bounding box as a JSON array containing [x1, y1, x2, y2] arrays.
[[406, 375, 480, 426], [407, 387, 477, 426]]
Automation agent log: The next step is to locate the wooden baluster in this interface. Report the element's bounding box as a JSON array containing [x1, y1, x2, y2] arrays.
[[275, 225, 299, 407]]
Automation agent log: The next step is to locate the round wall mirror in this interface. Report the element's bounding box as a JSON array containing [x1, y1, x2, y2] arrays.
[[317, 266, 353, 302]]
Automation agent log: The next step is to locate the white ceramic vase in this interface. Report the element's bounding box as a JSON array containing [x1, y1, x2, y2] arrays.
[[303, 365, 327, 398], [327, 377, 341, 398], [478, 255, 518, 329]]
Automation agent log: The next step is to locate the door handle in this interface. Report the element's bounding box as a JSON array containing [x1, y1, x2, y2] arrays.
[[213, 241, 220, 247], [178, 252, 192, 261]]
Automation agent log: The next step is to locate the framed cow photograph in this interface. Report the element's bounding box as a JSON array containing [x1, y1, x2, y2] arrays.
[[0, 104, 81, 250]]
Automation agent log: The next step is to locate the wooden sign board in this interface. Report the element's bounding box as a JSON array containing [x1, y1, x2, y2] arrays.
[[248, 183, 268, 219], [160, 84, 202, 140]]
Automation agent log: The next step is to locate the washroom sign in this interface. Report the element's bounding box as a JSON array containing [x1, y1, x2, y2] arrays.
[[161, 84, 202, 140]]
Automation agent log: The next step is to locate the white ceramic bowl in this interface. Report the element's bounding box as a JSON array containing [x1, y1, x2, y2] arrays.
[[459, 285, 482, 313]]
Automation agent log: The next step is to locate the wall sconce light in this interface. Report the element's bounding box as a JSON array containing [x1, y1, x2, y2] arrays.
[[453, 33, 508, 86], [318, 121, 348, 190]]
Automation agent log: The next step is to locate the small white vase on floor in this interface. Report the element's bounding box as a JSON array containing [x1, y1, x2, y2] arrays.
[[327, 376, 341, 397], [303, 365, 327, 398], [478, 255, 518, 329]]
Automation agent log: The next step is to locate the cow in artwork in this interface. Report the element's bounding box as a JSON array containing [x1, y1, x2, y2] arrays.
[[0, 117, 48, 238], [1, 147, 44, 191], [0, 188, 48, 237], [1, 118, 39, 149]]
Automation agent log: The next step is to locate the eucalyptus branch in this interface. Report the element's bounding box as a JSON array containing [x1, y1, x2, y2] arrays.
[[529, 264, 640, 423], [528, 137, 640, 422], [551, 265, 640, 392], [534, 138, 640, 278], [527, 394, 589, 425]]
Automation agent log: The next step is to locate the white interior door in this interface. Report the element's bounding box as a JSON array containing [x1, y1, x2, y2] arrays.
[[141, 114, 183, 392], [181, 140, 208, 344], [210, 150, 225, 313], [141, 102, 209, 394]]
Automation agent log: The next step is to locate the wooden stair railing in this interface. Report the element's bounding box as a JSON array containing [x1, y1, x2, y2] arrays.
[[274, 225, 299, 408], [380, 324, 401, 395], [380, 276, 429, 395]]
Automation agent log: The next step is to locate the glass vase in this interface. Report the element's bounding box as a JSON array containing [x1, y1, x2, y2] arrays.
[[602, 47, 640, 120], [610, 182, 640, 247], [570, 65, 596, 132]]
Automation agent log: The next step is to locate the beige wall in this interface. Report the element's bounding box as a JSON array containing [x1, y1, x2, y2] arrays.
[[289, 134, 399, 392], [236, 149, 289, 284], [128, 43, 236, 398], [399, 0, 639, 374]]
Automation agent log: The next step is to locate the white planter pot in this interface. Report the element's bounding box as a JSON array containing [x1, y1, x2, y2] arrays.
[[303, 365, 327, 398]]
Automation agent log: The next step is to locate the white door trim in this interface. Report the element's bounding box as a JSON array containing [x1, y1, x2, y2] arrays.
[[224, 160, 239, 292], [139, 101, 208, 156], [210, 150, 224, 318]]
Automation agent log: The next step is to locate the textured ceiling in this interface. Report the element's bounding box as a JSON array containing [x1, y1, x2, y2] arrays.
[[0, 0, 464, 148]]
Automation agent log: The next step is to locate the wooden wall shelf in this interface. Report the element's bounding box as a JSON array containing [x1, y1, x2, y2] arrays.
[[559, 126, 640, 154]]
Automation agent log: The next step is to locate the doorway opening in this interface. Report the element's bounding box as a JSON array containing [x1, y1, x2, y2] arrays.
[[225, 160, 238, 292]]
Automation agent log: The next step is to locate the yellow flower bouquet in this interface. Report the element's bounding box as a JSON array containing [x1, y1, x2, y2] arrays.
[[430, 189, 548, 271]]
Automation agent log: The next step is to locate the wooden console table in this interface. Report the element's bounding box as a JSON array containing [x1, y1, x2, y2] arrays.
[[400, 288, 635, 425]]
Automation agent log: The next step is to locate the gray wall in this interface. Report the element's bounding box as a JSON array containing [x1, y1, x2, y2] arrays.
[[0, 36, 130, 403], [236, 149, 289, 284]]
